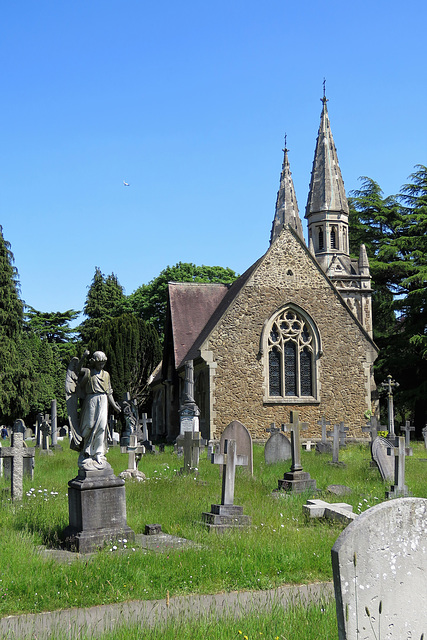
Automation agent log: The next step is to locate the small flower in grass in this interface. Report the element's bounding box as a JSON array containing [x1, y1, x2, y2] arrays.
[[238, 632, 242, 636]]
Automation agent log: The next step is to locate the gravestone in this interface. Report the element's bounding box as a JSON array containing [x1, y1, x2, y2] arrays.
[[201, 438, 251, 531], [35, 413, 43, 447], [141, 413, 156, 453], [40, 414, 53, 456], [385, 435, 409, 498], [120, 434, 145, 481], [327, 422, 348, 466], [361, 415, 379, 443], [220, 420, 253, 476], [315, 416, 332, 453], [380, 374, 399, 438], [176, 430, 202, 474], [371, 435, 395, 481], [423, 424, 427, 450], [264, 431, 291, 464], [277, 411, 316, 493], [58, 425, 68, 438], [332, 497, 427, 639], [400, 419, 415, 456], [24, 427, 33, 440], [0, 420, 35, 501], [303, 499, 357, 525]]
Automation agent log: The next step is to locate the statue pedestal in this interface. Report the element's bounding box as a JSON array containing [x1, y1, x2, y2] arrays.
[[63, 466, 135, 553]]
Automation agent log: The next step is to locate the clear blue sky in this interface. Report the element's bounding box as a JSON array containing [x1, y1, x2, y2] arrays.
[[1, 0, 426, 320]]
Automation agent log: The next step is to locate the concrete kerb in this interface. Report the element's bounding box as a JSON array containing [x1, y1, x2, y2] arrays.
[[0, 582, 334, 639]]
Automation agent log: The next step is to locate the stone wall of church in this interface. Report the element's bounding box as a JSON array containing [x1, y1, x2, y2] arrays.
[[203, 228, 377, 440]]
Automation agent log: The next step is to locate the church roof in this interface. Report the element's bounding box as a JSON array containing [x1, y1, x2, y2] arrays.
[[168, 282, 229, 369], [305, 96, 349, 217], [270, 146, 304, 243]]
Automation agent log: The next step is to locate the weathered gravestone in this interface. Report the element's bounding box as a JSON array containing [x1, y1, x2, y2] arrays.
[[0, 420, 35, 501], [385, 435, 409, 498], [277, 411, 317, 493], [40, 414, 53, 455], [176, 430, 203, 474], [303, 498, 357, 525], [371, 435, 395, 481], [141, 412, 156, 453], [201, 438, 251, 531], [361, 415, 379, 443], [120, 434, 146, 481], [220, 420, 253, 476], [423, 424, 427, 450], [332, 497, 427, 639], [327, 422, 348, 466], [315, 416, 332, 453], [380, 374, 399, 438], [400, 419, 415, 457], [179, 360, 200, 435], [264, 431, 291, 464]]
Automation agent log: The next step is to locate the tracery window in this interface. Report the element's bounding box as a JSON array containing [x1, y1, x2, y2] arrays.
[[267, 308, 316, 399]]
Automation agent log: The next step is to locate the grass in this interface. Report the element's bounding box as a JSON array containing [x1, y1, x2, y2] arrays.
[[0, 438, 426, 623]]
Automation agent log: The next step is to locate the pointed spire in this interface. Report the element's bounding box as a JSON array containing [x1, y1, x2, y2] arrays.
[[270, 139, 304, 244], [305, 94, 349, 218]]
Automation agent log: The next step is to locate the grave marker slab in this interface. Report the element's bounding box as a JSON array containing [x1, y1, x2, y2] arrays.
[[201, 438, 251, 531], [371, 435, 395, 481], [332, 497, 427, 639], [264, 431, 291, 464], [0, 420, 35, 501], [220, 420, 253, 476]]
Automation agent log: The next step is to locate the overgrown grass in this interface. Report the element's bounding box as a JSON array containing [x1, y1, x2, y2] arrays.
[[0, 439, 426, 618]]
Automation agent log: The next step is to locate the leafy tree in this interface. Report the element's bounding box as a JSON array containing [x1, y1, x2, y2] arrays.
[[122, 262, 238, 338], [79, 268, 125, 344], [0, 226, 24, 422], [88, 313, 162, 409]]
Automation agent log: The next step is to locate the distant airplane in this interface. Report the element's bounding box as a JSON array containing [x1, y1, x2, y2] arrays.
[[123, 180, 130, 186]]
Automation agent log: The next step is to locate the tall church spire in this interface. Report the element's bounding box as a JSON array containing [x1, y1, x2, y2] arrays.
[[270, 140, 304, 244], [305, 94, 349, 270]]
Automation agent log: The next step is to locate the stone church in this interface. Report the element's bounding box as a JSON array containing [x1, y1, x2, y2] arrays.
[[150, 95, 378, 441]]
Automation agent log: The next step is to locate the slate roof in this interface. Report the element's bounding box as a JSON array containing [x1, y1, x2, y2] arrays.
[[168, 282, 230, 369]]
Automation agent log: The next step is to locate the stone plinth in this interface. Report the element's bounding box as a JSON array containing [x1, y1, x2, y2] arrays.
[[63, 466, 135, 553], [278, 469, 316, 493], [201, 504, 251, 532]]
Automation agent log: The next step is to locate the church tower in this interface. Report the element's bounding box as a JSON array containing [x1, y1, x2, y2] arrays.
[[305, 93, 373, 337], [270, 141, 304, 244]]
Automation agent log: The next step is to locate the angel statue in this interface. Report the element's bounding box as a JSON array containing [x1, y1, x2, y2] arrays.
[[65, 350, 121, 471]]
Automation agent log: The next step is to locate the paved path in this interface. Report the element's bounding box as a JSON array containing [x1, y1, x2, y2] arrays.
[[0, 582, 334, 639]]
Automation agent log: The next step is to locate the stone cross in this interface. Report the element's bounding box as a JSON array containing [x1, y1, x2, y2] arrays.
[[386, 436, 408, 498], [36, 412, 43, 447], [126, 434, 145, 473], [176, 430, 202, 473], [338, 422, 349, 447], [328, 424, 342, 464], [283, 411, 309, 473], [0, 420, 35, 501], [141, 413, 152, 442], [41, 415, 51, 451], [50, 399, 58, 447], [423, 425, 427, 450], [317, 416, 330, 444], [211, 438, 248, 505], [401, 420, 415, 447], [361, 415, 379, 442], [380, 374, 399, 437]]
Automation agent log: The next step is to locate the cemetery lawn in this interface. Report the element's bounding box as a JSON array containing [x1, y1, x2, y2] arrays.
[[1, 441, 426, 617]]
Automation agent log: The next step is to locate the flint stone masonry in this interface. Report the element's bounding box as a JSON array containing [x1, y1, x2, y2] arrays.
[[332, 497, 427, 640]]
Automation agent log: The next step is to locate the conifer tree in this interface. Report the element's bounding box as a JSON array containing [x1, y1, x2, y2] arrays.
[[79, 268, 125, 344]]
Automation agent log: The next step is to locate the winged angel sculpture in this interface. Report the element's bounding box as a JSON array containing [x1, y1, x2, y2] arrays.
[[65, 350, 121, 471]]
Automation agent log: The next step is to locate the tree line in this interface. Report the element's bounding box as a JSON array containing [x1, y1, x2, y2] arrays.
[[0, 165, 425, 433]]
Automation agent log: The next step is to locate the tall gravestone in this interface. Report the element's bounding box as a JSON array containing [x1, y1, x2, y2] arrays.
[[220, 420, 253, 476], [332, 497, 427, 639], [179, 360, 200, 436], [371, 435, 395, 481], [277, 411, 316, 493], [0, 420, 35, 501]]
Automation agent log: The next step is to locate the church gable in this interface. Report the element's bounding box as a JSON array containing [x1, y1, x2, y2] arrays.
[[198, 225, 377, 439]]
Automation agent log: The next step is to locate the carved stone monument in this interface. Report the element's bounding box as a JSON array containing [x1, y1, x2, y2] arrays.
[[277, 411, 317, 493], [0, 420, 35, 501], [179, 360, 200, 435], [63, 350, 135, 552]]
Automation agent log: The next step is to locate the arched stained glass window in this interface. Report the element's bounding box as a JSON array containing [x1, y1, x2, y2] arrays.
[[267, 308, 315, 399]]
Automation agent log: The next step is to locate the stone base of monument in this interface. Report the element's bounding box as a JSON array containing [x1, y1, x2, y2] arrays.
[[63, 466, 135, 553], [201, 504, 251, 532], [385, 484, 409, 499], [277, 470, 317, 493]]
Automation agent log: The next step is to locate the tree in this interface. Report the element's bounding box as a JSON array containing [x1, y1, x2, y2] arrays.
[[0, 226, 24, 422], [79, 268, 125, 344], [88, 313, 162, 409], [122, 262, 238, 338]]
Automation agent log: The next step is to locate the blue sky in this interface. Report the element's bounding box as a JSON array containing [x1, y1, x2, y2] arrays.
[[1, 0, 426, 320]]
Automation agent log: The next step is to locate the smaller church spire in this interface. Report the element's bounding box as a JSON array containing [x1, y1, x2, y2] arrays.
[[270, 139, 304, 244]]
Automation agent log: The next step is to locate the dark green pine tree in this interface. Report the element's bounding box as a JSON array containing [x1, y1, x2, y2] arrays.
[[88, 313, 162, 409], [79, 268, 125, 345], [0, 226, 24, 422]]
